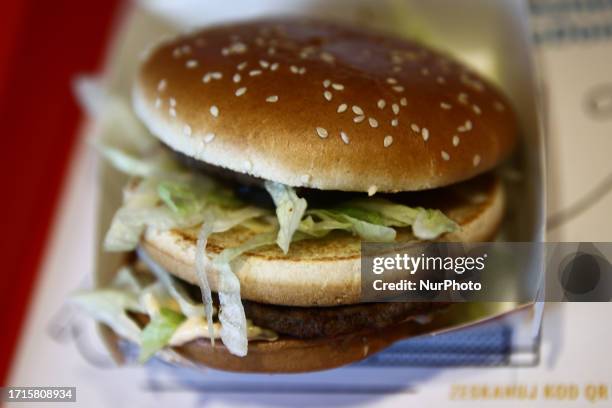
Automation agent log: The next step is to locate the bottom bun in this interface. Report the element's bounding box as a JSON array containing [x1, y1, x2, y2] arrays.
[[173, 315, 443, 373]]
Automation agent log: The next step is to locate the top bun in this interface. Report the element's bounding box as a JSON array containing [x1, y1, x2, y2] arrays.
[[134, 18, 517, 192]]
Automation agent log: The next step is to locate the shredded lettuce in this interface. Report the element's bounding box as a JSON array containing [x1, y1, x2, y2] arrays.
[[211, 232, 278, 356], [104, 175, 257, 252], [139, 248, 204, 318], [72, 263, 277, 363], [306, 209, 396, 242], [264, 181, 307, 254], [193, 210, 270, 354], [70, 267, 146, 345], [139, 307, 185, 363], [195, 216, 216, 347], [348, 198, 458, 239], [413, 209, 459, 240], [71, 288, 144, 344], [95, 144, 182, 179]]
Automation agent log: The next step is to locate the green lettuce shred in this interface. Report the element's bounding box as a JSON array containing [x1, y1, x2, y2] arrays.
[[264, 181, 307, 254], [139, 307, 185, 363]]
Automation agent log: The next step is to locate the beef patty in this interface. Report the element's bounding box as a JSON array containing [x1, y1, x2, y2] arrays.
[[243, 300, 448, 339]]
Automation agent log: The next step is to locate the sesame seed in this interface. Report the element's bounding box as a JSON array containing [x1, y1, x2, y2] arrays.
[[169, 98, 177, 107], [458, 120, 472, 132], [473, 155, 481, 167], [332, 83, 344, 91], [169, 108, 176, 117], [227, 42, 247, 55], [337, 104, 348, 113], [233, 73, 241, 83], [321, 52, 335, 63], [183, 124, 192, 136], [440, 102, 452, 110], [186, 59, 198, 68], [392, 104, 400, 115], [494, 101, 505, 111], [204, 133, 215, 143], [437, 76, 446, 84], [421, 128, 430, 141], [202, 74, 211, 83], [259, 60, 270, 69], [298, 67, 306, 75], [235, 87, 247, 96], [411, 123, 420, 133], [155, 98, 162, 109], [441, 151, 450, 161], [210, 105, 219, 117], [461, 73, 485, 92], [268, 47, 276, 56], [290, 65, 299, 74], [340, 131, 350, 144], [473, 105, 482, 115], [458, 92, 469, 104], [211, 72, 222, 80], [368, 185, 378, 196], [354, 115, 365, 123], [421, 68, 430, 76], [391, 118, 399, 127], [270, 62, 279, 71], [400, 97, 408, 106], [249, 70, 262, 76], [266, 95, 279, 103], [392, 85, 405, 93], [383, 135, 394, 147], [181, 45, 191, 54], [352, 106, 364, 115], [172, 48, 182, 58], [157, 79, 167, 92], [377, 99, 386, 109], [301, 174, 311, 183], [237, 62, 248, 71], [316, 127, 328, 138], [368, 118, 379, 128], [323, 79, 331, 88], [386, 77, 398, 85], [324, 91, 333, 101], [452, 135, 460, 146]]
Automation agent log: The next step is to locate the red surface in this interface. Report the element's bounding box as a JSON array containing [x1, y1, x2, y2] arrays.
[[0, 0, 122, 385]]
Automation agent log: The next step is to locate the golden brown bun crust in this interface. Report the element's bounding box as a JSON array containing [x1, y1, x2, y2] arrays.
[[174, 317, 441, 373], [141, 174, 505, 307], [134, 18, 518, 192]]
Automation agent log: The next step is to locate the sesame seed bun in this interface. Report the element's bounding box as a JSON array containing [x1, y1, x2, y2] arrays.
[[141, 174, 504, 307], [134, 18, 517, 193]]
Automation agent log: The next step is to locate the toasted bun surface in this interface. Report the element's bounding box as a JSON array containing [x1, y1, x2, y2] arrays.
[[134, 18, 517, 193], [141, 174, 504, 307], [174, 317, 440, 373]]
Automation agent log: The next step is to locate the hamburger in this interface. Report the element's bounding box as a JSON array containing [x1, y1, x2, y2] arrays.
[[73, 18, 517, 373]]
